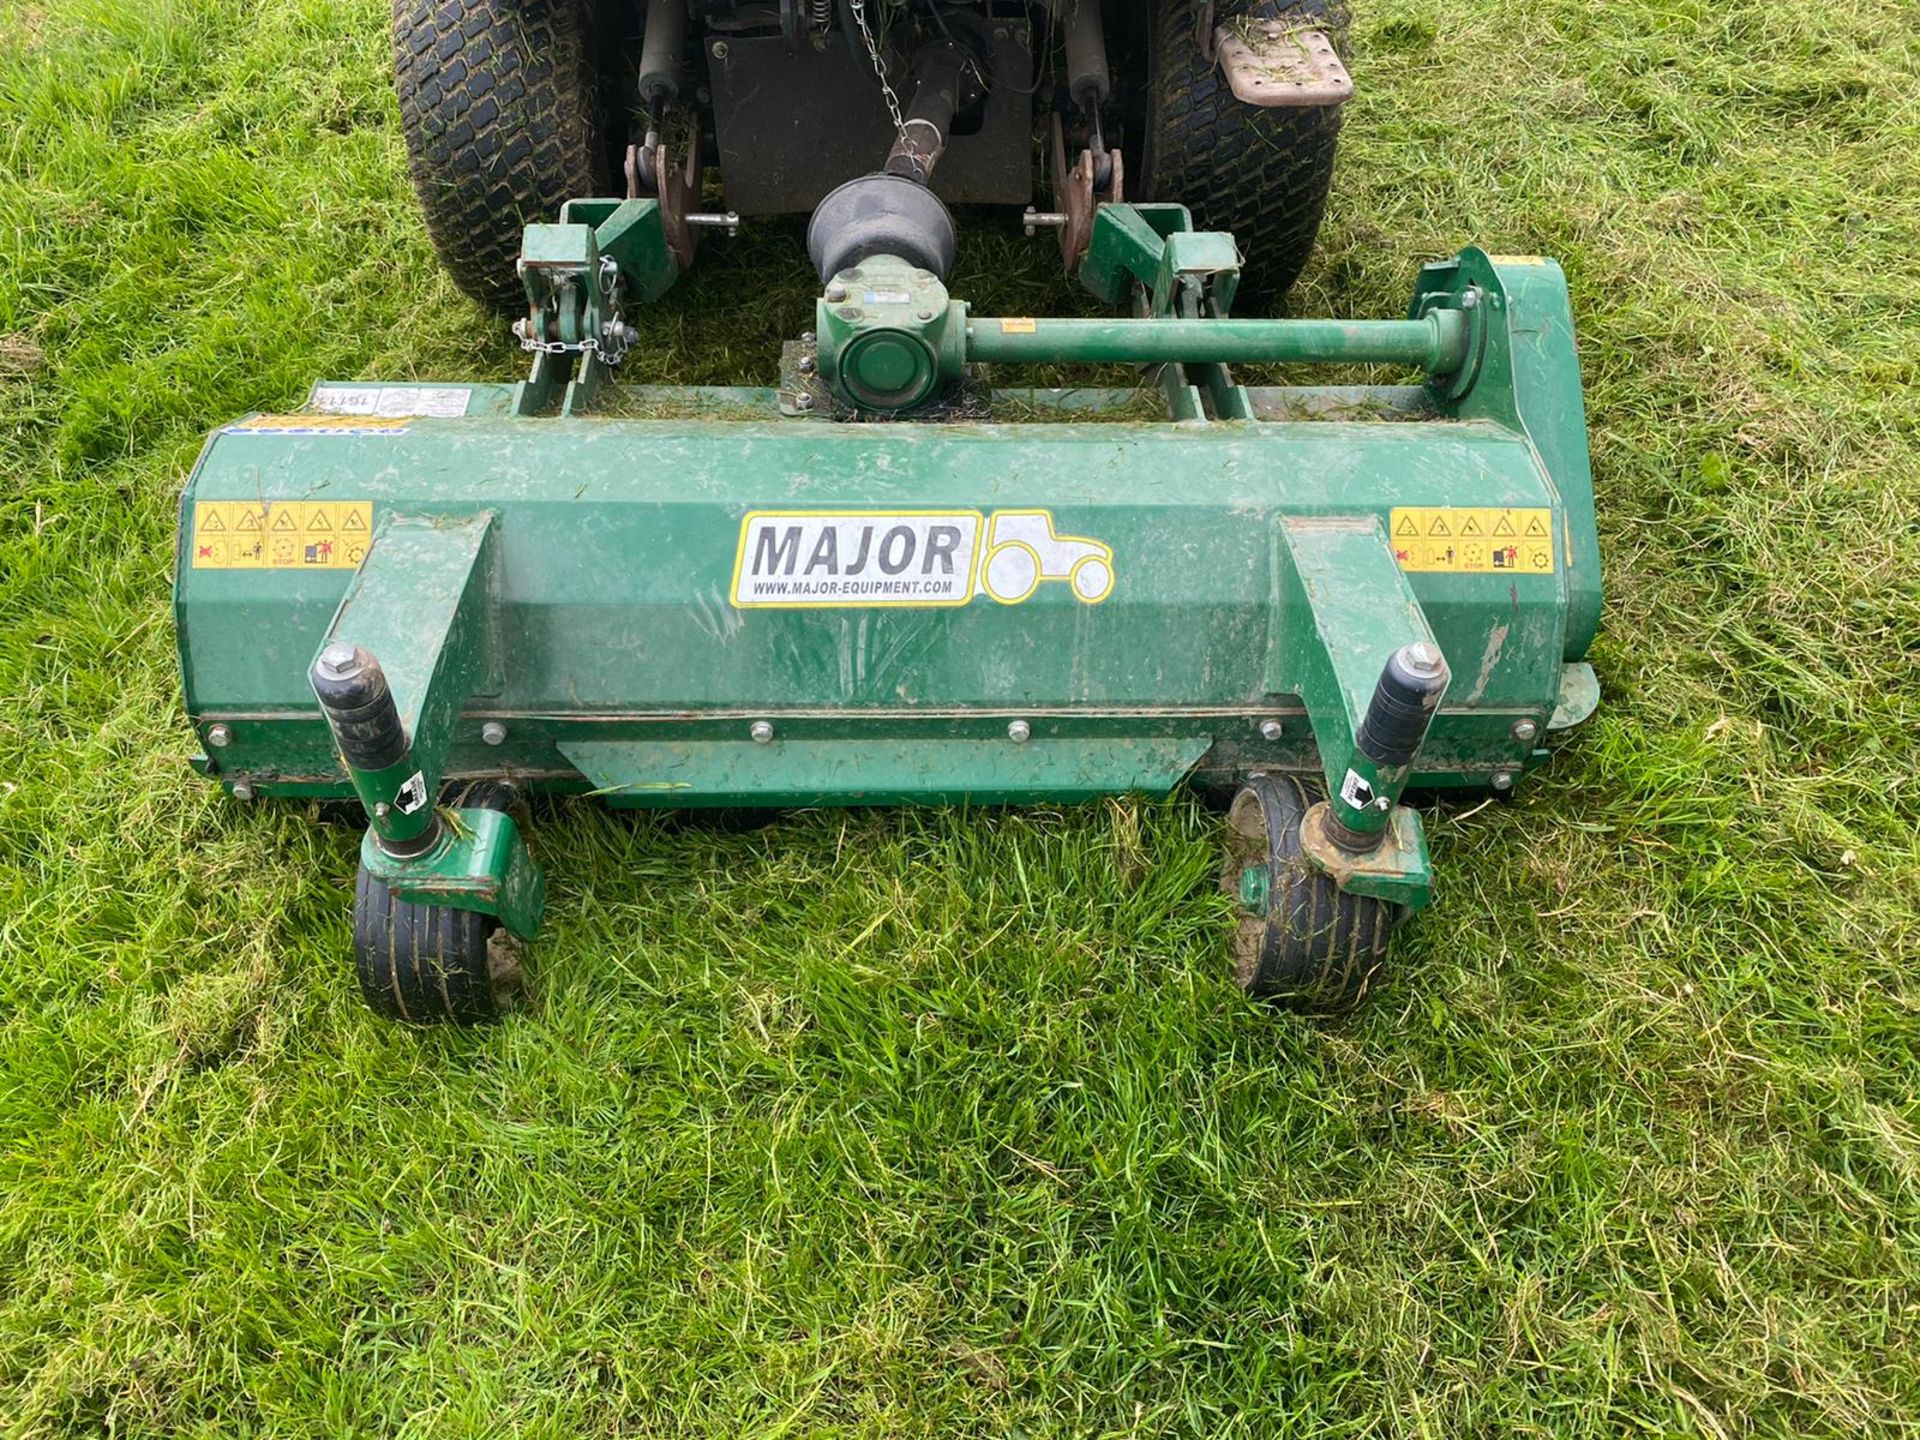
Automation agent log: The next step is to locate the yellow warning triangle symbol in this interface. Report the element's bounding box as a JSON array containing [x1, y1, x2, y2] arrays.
[[340, 509, 368, 532], [1428, 514, 1452, 536], [1394, 514, 1419, 537], [199, 509, 226, 532], [236, 509, 262, 530], [1524, 514, 1549, 537], [307, 509, 334, 532], [1492, 513, 1516, 536], [272, 509, 298, 532], [1460, 515, 1483, 536]]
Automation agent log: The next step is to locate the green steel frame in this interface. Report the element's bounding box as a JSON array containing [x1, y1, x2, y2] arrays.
[[173, 198, 1600, 943]]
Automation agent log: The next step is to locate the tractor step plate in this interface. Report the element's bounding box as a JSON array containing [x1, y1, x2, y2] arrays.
[[1214, 25, 1354, 108]]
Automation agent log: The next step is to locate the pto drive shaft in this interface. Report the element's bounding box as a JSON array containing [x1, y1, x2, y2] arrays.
[[965, 310, 1470, 374]]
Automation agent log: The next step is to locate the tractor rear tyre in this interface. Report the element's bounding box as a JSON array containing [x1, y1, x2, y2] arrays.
[[392, 0, 611, 311], [1141, 0, 1345, 310], [1221, 772, 1398, 1011]]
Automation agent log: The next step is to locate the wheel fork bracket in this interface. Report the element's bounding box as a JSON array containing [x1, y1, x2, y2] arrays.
[[359, 809, 545, 941]]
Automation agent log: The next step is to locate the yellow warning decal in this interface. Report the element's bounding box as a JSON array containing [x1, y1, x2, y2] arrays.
[[999, 317, 1037, 334], [1389, 507, 1555, 575], [1487, 254, 1548, 266], [223, 414, 412, 435], [191, 501, 373, 569]]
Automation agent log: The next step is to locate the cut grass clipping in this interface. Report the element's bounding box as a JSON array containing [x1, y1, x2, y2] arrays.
[[2, 0, 1918, 1435]]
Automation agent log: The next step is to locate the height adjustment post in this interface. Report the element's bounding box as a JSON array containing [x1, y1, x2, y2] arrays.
[[308, 511, 542, 938], [1269, 517, 1449, 910], [312, 643, 440, 856]]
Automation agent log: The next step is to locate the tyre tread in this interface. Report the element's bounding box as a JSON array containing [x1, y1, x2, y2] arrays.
[[1226, 772, 1397, 1010], [1142, 0, 1345, 307], [392, 0, 609, 309]]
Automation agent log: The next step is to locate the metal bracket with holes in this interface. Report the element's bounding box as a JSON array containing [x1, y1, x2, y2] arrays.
[[1214, 25, 1353, 107]]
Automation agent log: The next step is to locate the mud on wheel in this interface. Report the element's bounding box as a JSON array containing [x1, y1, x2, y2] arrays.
[[353, 781, 528, 1023], [1221, 771, 1399, 1011]]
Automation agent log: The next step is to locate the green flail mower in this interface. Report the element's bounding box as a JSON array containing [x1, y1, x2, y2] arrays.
[[173, 178, 1599, 1021]]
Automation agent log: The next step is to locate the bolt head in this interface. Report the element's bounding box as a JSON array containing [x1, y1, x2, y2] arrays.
[[481, 721, 508, 747], [1401, 641, 1445, 677], [1511, 718, 1539, 743], [794, 392, 814, 411], [1007, 719, 1032, 743], [801, 330, 816, 344], [206, 723, 233, 748], [824, 281, 847, 303], [1491, 771, 1515, 792], [231, 781, 255, 802], [750, 720, 775, 744], [1459, 288, 1480, 310], [1259, 718, 1284, 742], [314, 641, 371, 684], [797, 355, 816, 375], [711, 39, 728, 58]]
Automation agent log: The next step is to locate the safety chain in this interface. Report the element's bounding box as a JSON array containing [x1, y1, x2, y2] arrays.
[[514, 258, 631, 363], [518, 335, 608, 358], [847, 0, 912, 157]]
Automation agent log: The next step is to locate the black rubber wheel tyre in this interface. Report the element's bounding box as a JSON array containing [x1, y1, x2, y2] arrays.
[[1140, 0, 1345, 310], [352, 782, 526, 1023], [1221, 772, 1398, 1011], [392, 0, 611, 311]]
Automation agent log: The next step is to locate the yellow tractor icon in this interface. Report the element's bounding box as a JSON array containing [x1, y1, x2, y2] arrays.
[[978, 511, 1115, 605]]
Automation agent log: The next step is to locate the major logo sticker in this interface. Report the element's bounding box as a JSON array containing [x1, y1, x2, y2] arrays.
[[730, 510, 1115, 609]]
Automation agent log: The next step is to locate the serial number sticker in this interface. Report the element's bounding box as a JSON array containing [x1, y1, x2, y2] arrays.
[[1389, 507, 1555, 575], [310, 384, 471, 418], [999, 317, 1037, 333], [731, 509, 1116, 609], [223, 413, 412, 436], [190, 500, 373, 569]]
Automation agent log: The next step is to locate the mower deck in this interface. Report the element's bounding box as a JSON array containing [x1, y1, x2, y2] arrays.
[[173, 200, 1601, 1017]]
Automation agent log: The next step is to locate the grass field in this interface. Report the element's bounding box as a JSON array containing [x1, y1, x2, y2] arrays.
[[3, 0, 1919, 1433]]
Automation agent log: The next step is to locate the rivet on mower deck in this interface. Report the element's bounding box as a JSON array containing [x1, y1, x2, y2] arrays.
[[1259, 719, 1284, 742], [750, 720, 775, 744], [1512, 719, 1539, 743], [1007, 720, 1032, 743], [482, 721, 508, 746], [1492, 772, 1516, 791]]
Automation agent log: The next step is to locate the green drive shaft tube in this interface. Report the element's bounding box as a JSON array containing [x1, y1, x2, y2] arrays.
[[964, 311, 1470, 373], [811, 251, 1475, 414]]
